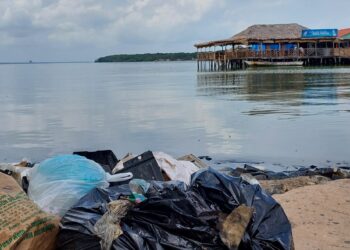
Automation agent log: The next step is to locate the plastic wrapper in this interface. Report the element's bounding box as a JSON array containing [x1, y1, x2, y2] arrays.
[[94, 200, 133, 250], [58, 168, 293, 250], [153, 151, 199, 184]]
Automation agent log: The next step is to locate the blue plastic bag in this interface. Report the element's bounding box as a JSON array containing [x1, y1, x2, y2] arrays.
[[28, 154, 110, 216]]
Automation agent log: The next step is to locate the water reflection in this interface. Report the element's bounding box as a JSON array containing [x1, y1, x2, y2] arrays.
[[0, 62, 243, 162], [0, 63, 349, 167], [197, 68, 350, 116]]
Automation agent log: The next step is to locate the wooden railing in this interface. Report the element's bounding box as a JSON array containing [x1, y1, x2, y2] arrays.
[[197, 48, 350, 61], [334, 48, 350, 57]]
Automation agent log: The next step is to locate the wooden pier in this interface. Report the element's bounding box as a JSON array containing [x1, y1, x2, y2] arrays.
[[196, 48, 350, 71], [195, 23, 350, 71]]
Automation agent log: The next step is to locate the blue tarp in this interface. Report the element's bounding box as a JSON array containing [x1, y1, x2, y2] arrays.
[[270, 43, 280, 50], [284, 43, 296, 50], [251, 43, 266, 52]]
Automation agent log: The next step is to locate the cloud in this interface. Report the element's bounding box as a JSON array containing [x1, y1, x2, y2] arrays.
[[0, 0, 217, 47], [0, 0, 349, 61]]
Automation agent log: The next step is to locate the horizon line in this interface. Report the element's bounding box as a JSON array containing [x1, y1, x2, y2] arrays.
[[0, 61, 92, 65]]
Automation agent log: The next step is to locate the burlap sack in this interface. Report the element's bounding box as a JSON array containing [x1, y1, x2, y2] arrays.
[[0, 173, 59, 250]]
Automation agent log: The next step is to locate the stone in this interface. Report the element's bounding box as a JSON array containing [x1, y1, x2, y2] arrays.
[[260, 175, 330, 195]]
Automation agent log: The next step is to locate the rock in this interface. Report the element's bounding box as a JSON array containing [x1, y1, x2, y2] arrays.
[[334, 168, 350, 179], [260, 175, 330, 195], [198, 155, 212, 161]]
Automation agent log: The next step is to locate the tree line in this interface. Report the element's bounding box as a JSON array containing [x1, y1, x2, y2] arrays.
[[95, 52, 197, 62]]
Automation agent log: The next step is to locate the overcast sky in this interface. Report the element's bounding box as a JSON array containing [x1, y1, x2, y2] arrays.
[[1, 0, 349, 62]]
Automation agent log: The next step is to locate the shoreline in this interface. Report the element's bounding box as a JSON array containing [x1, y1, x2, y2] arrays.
[[1, 152, 350, 249], [274, 179, 350, 250]]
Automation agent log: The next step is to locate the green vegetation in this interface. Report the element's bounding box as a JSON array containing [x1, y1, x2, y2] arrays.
[[95, 52, 197, 62]]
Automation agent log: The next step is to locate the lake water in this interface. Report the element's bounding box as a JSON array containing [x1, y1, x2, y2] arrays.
[[0, 62, 349, 169]]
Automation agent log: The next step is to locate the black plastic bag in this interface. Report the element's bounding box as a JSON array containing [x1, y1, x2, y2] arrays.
[[190, 168, 293, 249], [58, 168, 293, 250], [58, 184, 131, 250], [73, 150, 118, 173]]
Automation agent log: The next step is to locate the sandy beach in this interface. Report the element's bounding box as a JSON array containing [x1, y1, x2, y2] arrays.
[[273, 179, 350, 250]]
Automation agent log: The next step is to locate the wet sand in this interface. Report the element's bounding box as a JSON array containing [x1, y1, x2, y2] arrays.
[[273, 179, 350, 250]]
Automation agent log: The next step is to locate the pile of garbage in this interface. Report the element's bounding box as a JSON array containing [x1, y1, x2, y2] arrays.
[[5, 149, 349, 249]]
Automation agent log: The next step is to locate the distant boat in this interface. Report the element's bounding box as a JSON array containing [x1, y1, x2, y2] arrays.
[[244, 61, 303, 67]]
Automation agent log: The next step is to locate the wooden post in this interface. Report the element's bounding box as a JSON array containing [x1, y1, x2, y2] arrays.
[[279, 43, 281, 57], [197, 48, 199, 71]]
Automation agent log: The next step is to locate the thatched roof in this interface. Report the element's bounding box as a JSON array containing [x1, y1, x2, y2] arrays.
[[195, 23, 308, 48], [232, 23, 308, 41]]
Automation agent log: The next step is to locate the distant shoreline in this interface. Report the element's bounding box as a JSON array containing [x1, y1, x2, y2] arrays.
[[0, 61, 91, 65], [95, 52, 197, 63]]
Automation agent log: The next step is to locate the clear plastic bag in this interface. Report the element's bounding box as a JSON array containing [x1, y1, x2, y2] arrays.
[[28, 154, 110, 216]]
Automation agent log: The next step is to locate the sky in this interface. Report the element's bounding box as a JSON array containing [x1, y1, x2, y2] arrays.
[[0, 0, 349, 62]]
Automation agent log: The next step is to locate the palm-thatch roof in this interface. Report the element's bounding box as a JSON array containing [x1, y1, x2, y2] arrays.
[[232, 23, 308, 41], [195, 23, 308, 48]]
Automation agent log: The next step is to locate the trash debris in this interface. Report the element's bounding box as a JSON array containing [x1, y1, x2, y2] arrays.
[[28, 154, 132, 216], [94, 200, 133, 250], [58, 184, 132, 250], [154, 151, 199, 184], [0, 160, 32, 186], [177, 153, 208, 169], [127, 179, 149, 203], [112, 153, 134, 173], [58, 168, 293, 250], [240, 173, 260, 185], [129, 178, 150, 194], [218, 205, 254, 250], [0, 173, 60, 250], [5, 149, 350, 250], [112, 151, 164, 184], [112, 151, 201, 184], [188, 168, 293, 250], [74, 150, 118, 173]]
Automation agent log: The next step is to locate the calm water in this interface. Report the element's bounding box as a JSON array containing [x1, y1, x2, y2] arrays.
[[0, 62, 349, 168]]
